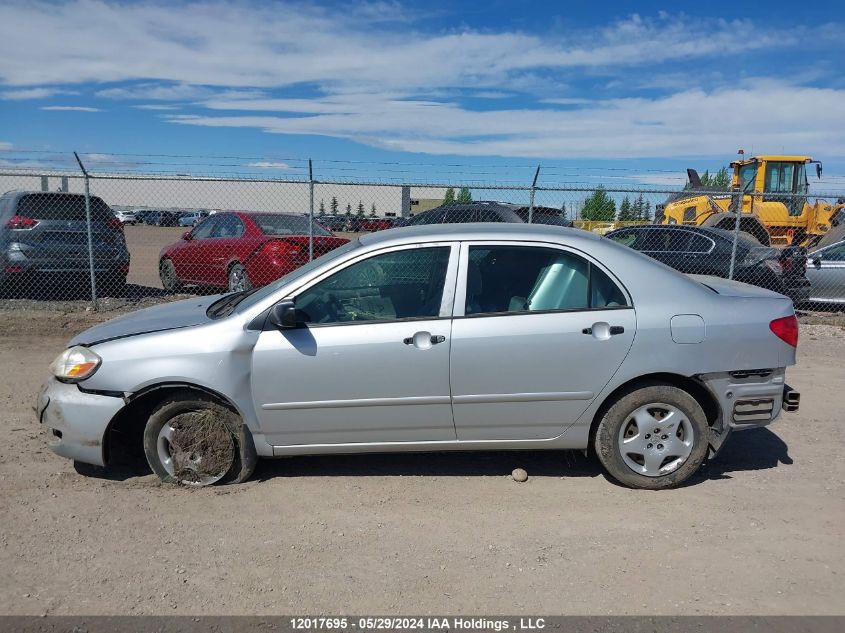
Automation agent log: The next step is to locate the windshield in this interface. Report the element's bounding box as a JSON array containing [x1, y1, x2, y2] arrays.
[[231, 239, 362, 314], [252, 214, 333, 236]]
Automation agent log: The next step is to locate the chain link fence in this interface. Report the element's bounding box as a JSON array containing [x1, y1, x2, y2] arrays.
[[1, 159, 844, 314]]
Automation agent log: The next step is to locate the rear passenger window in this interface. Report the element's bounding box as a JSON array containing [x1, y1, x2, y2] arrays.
[[687, 235, 714, 253], [465, 246, 627, 316]]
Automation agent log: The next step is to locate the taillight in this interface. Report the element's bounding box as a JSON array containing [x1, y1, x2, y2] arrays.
[[107, 217, 124, 232], [769, 315, 798, 347], [261, 240, 301, 261], [5, 215, 38, 230]]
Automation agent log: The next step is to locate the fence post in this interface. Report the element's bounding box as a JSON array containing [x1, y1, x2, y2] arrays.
[[73, 152, 98, 310], [308, 159, 314, 262], [527, 164, 540, 223]]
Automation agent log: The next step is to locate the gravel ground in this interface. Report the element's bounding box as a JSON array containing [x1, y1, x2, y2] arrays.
[[0, 311, 843, 616]]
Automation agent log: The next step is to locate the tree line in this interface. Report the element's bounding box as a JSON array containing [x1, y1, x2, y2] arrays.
[[318, 198, 379, 217], [580, 187, 653, 222]]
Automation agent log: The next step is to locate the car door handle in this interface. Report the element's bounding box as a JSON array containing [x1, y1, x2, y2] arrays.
[[582, 324, 625, 337], [403, 332, 445, 348]]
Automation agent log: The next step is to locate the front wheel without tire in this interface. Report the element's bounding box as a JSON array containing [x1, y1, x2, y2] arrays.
[[228, 263, 252, 293], [143, 392, 256, 486], [594, 384, 709, 489], [159, 259, 182, 293]]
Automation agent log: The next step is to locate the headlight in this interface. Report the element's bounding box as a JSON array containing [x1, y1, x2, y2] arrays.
[[50, 346, 102, 383]]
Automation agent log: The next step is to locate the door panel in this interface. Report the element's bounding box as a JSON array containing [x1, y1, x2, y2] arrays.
[[252, 321, 455, 446], [450, 310, 636, 440], [251, 243, 458, 446], [451, 242, 636, 441], [808, 244, 845, 301]]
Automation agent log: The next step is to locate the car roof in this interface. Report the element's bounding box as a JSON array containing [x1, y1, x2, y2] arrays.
[[421, 200, 563, 215], [358, 222, 601, 248]]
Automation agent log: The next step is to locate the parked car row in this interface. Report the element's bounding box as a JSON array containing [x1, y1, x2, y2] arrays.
[[133, 209, 211, 227], [3, 192, 843, 307]]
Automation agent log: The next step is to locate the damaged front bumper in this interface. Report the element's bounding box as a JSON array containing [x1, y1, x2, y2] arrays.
[[37, 378, 125, 467]]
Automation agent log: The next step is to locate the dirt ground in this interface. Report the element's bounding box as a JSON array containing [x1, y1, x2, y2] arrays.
[[0, 307, 843, 616]]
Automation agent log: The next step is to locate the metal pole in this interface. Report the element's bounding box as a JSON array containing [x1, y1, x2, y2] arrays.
[[527, 164, 541, 223], [74, 152, 98, 310], [728, 151, 750, 280], [308, 159, 314, 262]]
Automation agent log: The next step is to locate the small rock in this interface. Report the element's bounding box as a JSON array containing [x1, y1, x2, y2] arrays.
[[512, 468, 528, 482]]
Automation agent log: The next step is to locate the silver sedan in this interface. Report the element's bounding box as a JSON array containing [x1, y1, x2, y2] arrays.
[[806, 239, 845, 304], [38, 224, 801, 490]]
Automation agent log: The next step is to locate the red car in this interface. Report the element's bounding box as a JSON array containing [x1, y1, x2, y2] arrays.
[[359, 217, 395, 232], [159, 211, 349, 293]]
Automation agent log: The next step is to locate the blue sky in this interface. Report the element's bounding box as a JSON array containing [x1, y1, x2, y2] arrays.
[[1, 0, 845, 188]]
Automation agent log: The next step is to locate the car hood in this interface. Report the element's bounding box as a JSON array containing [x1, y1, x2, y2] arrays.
[[687, 275, 786, 299], [70, 294, 225, 346]]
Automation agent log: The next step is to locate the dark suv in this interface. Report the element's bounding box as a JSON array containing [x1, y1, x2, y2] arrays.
[[406, 201, 571, 227], [605, 225, 810, 303], [0, 191, 130, 294]]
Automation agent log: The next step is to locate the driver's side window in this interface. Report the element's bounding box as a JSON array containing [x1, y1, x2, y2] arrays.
[[295, 246, 451, 324], [191, 216, 217, 240]]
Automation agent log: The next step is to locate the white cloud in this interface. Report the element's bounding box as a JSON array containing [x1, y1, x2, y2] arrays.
[[1, 86, 75, 100], [247, 161, 292, 170], [0, 141, 12, 151], [0, 3, 819, 90], [168, 81, 845, 158], [40, 105, 102, 112]]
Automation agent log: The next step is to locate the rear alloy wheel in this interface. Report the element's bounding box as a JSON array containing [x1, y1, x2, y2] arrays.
[[594, 385, 709, 489], [159, 258, 182, 293], [143, 392, 256, 486], [228, 263, 252, 293]]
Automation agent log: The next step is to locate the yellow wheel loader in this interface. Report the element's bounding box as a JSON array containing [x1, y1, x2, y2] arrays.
[[658, 155, 844, 247]]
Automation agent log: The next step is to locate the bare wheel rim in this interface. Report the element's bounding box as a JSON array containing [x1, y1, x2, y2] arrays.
[[617, 402, 694, 478], [228, 266, 248, 292], [156, 412, 235, 486], [160, 261, 177, 288]]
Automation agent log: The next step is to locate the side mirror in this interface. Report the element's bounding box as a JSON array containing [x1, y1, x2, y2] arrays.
[[812, 257, 822, 269], [182, 230, 193, 241], [268, 301, 298, 329]]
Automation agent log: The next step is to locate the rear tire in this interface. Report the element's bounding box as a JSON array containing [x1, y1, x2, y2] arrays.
[[228, 263, 252, 293], [143, 391, 256, 486], [159, 258, 182, 293], [594, 384, 709, 490]]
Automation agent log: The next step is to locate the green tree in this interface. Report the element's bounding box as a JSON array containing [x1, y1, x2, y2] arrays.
[[357, 200, 365, 216], [631, 193, 652, 221], [456, 187, 472, 203], [695, 166, 730, 191], [617, 196, 633, 221], [560, 202, 568, 223], [330, 196, 339, 214], [712, 166, 730, 190], [443, 187, 456, 205], [345, 202, 352, 216], [581, 187, 616, 221], [370, 202, 377, 217], [318, 199, 326, 216]]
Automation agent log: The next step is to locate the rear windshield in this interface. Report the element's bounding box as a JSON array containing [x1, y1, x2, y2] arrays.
[[252, 214, 332, 236], [16, 193, 113, 221]]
